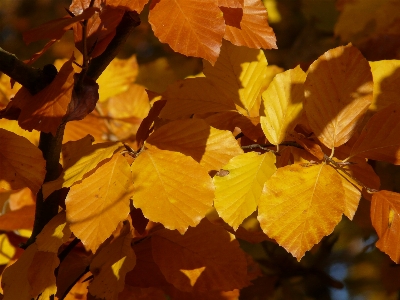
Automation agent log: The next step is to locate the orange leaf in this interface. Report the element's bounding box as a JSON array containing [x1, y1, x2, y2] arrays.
[[304, 44, 373, 149], [0, 206, 35, 231], [136, 100, 166, 148], [223, 0, 277, 49], [371, 191, 400, 263], [218, 0, 243, 8], [350, 103, 400, 164], [152, 219, 249, 292], [149, 0, 225, 64], [66, 153, 133, 253], [107, 0, 149, 13], [132, 149, 214, 233], [146, 119, 243, 171], [64, 110, 108, 143], [0, 129, 45, 194], [258, 163, 345, 260]]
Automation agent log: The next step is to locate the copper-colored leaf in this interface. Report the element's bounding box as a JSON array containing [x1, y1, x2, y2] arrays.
[[0, 129, 45, 194], [131, 149, 214, 234], [107, 0, 149, 13], [304, 44, 373, 149], [350, 103, 400, 164], [371, 191, 400, 263], [0, 205, 35, 231], [66, 153, 133, 253], [218, 0, 243, 8], [152, 219, 249, 292], [223, 0, 277, 49], [146, 119, 243, 171], [149, 0, 225, 64], [258, 163, 345, 260]]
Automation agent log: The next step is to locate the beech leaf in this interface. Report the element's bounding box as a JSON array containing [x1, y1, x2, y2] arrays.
[[0, 205, 35, 231]]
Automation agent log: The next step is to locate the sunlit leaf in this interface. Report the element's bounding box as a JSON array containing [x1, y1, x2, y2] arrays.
[[0, 129, 45, 194], [0, 205, 35, 231], [214, 152, 276, 230], [66, 153, 133, 253], [260, 66, 306, 145], [304, 44, 373, 149], [149, 0, 225, 64], [131, 149, 214, 234], [258, 163, 345, 260], [0, 119, 39, 145], [107, 0, 149, 13], [152, 219, 249, 292], [218, 0, 243, 8]]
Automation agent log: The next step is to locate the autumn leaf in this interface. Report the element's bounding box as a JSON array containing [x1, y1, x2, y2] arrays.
[[131, 149, 214, 234], [0, 205, 35, 231], [258, 163, 345, 260], [203, 40, 268, 116], [42, 135, 121, 199], [151, 219, 249, 292], [304, 44, 373, 149], [260, 66, 306, 145], [0, 129, 45, 194], [214, 152, 276, 230], [66, 153, 133, 253], [146, 119, 243, 171], [350, 103, 400, 164], [107, 0, 149, 13], [218, 0, 243, 8], [223, 0, 277, 50], [371, 191, 400, 263], [149, 0, 225, 64]]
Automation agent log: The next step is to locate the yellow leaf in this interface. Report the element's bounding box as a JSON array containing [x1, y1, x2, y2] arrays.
[[258, 163, 345, 260], [66, 153, 133, 253], [131, 149, 214, 234], [0, 234, 15, 265], [203, 40, 268, 116], [260, 66, 306, 145], [304, 44, 373, 149], [42, 135, 121, 199], [146, 119, 243, 171], [214, 152, 276, 230], [89, 222, 135, 300], [0, 119, 39, 146]]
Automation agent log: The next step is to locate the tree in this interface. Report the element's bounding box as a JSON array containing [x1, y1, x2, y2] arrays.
[[0, 0, 399, 299]]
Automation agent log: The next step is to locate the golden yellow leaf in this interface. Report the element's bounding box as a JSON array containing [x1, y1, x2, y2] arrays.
[[0, 234, 15, 265], [89, 222, 135, 300], [203, 40, 268, 116], [214, 152, 276, 230], [0, 129, 45, 195], [0, 119, 39, 146], [304, 44, 373, 149], [131, 149, 214, 234], [42, 135, 121, 199], [66, 153, 133, 253], [260, 66, 306, 145], [146, 119, 243, 171], [152, 219, 249, 292], [258, 163, 345, 260]]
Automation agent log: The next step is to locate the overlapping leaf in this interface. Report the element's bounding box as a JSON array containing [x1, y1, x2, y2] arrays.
[[214, 152, 276, 230], [371, 191, 400, 263], [223, 0, 277, 49], [107, 0, 149, 13], [350, 103, 400, 164], [42, 135, 121, 199], [149, 0, 225, 64], [0, 205, 35, 231], [131, 149, 214, 234], [203, 40, 268, 116], [304, 44, 373, 149], [0, 129, 45, 194], [260, 66, 306, 145], [258, 163, 345, 260], [151, 219, 249, 292], [66, 153, 133, 253], [146, 119, 243, 171]]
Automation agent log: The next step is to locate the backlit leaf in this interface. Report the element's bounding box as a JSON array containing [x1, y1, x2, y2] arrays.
[[0, 205, 35, 231], [258, 163, 345, 260], [152, 219, 249, 292], [131, 149, 214, 234], [218, 0, 243, 8], [66, 153, 133, 253], [203, 40, 268, 116], [260, 66, 306, 145], [42, 135, 121, 199], [350, 103, 400, 164], [214, 152, 276, 230], [146, 119, 243, 171], [371, 191, 400, 263], [223, 0, 277, 49], [304, 44, 373, 149], [149, 0, 225, 64], [107, 0, 149, 13], [0, 129, 45, 194], [159, 78, 236, 119]]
